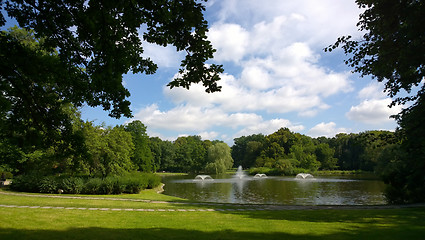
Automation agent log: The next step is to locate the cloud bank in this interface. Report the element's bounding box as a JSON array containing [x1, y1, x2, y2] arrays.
[[129, 1, 398, 143]]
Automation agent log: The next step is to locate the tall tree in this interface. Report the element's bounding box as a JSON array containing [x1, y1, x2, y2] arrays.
[[125, 121, 153, 172], [0, 27, 88, 175], [148, 137, 163, 172], [1, 27, 81, 154], [231, 134, 265, 168], [326, 0, 425, 203], [173, 135, 206, 173], [1, 0, 223, 118], [315, 143, 338, 170]]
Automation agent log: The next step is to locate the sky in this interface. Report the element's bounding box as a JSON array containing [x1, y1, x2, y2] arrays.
[[5, 0, 403, 145]]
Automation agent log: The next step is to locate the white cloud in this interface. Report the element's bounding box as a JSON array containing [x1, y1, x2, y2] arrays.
[[207, 23, 250, 62], [308, 122, 348, 138], [165, 42, 352, 117], [199, 131, 220, 140], [346, 81, 402, 126], [346, 99, 401, 125], [210, 0, 361, 47], [358, 82, 387, 100], [80, 1, 392, 144], [234, 118, 304, 139], [160, 2, 355, 127], [132, 104, 263, 132], [131, 103, 305, 144], [141, 42, 184, 68]]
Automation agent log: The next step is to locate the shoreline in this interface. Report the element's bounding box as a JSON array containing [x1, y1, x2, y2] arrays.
[[1, 190, 424, 211]]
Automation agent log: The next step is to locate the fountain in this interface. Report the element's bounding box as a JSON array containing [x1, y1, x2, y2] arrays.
[[234, 166, 246, 179], [295, 173, 314, 179], [254, 173, 267, 178], [194, 175, 213, 181]]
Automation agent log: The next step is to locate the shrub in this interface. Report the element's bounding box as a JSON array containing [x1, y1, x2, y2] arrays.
[[109, 176, 124, 194], [39, 176, 59, 193], [10, 172, 162, 195], [61, 177, 84, 194], [121, 174, 146, 194], [83, 178, 102, 194], [292, 168, 311, 175], [1, 171, 13, 180], [146, 174, 161, 189], [10, 173, 42, 193]]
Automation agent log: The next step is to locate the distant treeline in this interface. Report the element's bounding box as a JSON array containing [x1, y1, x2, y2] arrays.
[[1, 115, 398, 178], [0, 116, 233, 177], [231, 128, 398, 175]]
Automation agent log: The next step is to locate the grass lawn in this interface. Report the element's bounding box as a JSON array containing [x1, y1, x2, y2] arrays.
[[1, 189, 424, 240]]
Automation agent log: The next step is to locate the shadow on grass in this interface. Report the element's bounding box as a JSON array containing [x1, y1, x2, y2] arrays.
[[217, 206, 425, 223], [1, 224, 425, 240]]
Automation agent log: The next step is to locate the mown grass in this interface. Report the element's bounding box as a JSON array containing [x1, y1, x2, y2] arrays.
[[1, 189, 425, 240]]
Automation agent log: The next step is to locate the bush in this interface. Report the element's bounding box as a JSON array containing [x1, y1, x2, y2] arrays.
[[249, 167, 284, 176], [10, 172, 162, 195], [110, 177, 126, 194], [61, 177, 84, 194], [10, 173, 42, 193], [144, 173, 161, 189], [39, 176, 59, 194], [1, 171, 13, 180], [123, 176, 146, 194], [83, 178, 102, 194]]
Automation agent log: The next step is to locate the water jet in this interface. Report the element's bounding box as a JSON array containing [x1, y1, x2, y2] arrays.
[[254, 173, 267, 178], [295, 173, 314, 179], [234, 166, 246, 179], [194, 175, 213, 181]]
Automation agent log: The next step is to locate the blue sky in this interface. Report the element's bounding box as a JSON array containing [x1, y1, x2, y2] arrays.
[[4, 0, 402, 145]]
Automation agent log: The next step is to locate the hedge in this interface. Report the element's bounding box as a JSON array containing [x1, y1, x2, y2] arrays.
[[10, 172, 161, 195]]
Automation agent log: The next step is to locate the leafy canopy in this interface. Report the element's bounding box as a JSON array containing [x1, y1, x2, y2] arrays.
[[325, 0, 425, 109], [326, 0, 425, 203], [1, 0, 223, 118]]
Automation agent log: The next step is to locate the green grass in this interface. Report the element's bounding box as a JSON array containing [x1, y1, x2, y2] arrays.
[[1, 189, 425, 240]]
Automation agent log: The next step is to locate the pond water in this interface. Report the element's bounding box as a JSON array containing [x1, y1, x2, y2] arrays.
[[162, 173, 387, 205]]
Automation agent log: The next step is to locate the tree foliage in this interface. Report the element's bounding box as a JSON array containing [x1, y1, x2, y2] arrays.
[[205, 142, 233, 174], [1, 0, 223, 118], [325, 0, 424, 108], [326, 0, 425, 203], [83, 123, 135, 177], [232, 128, 398, 175], [125, 121, 153, 173]]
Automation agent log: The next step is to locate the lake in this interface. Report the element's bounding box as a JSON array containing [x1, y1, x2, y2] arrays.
[[161, 173, 387, 205]]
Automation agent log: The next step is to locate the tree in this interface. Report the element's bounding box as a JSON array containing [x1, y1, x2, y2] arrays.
[[205, 142, 233, 174], [244, 141, 264, 168], [267, 128, 297, 154], [383, 95, 425, 203], [158, 140, 176, 172], [290, 144, 320, 172], [173, 135, 206, 173], [2, 0, 223, 118], [148, 137, 163, 172], [0, 27, 87, 175], [326, 0, 425, 203], [0, 27, 84, 169], [125, 121, 154, 172], [326, 0, 424, 108], [315, 143, 338, 170], [83, 123, 135, 177], [231, 134, 265, 168]]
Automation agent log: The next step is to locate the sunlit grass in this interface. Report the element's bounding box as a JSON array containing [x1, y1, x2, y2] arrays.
[[1, 189, 424, 240]]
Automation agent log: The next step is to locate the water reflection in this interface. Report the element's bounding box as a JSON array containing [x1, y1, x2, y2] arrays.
[[162, 174, 387, 205]]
